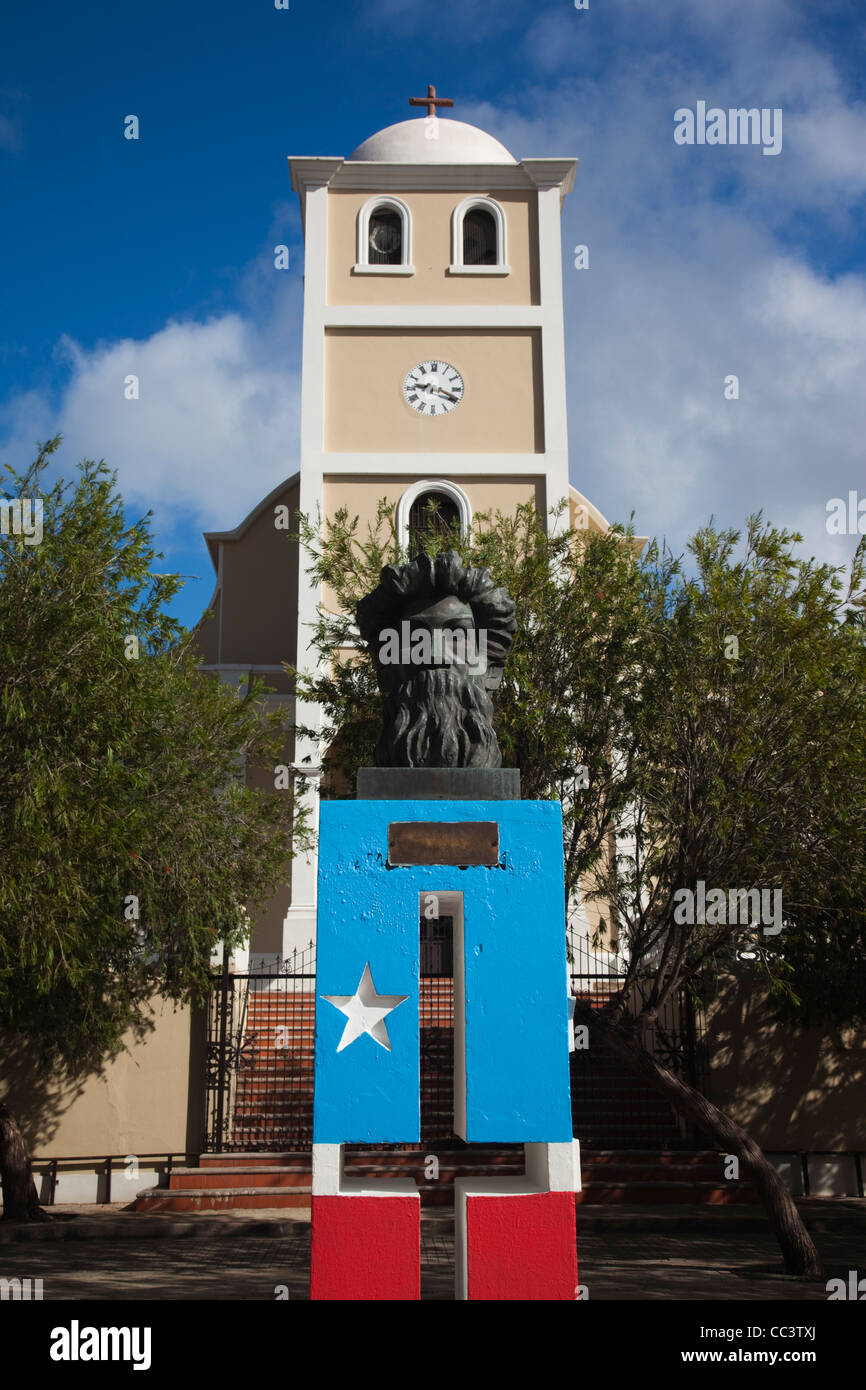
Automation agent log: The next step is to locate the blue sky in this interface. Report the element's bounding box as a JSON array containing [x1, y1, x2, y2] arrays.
[[2, 0, 864, 629]]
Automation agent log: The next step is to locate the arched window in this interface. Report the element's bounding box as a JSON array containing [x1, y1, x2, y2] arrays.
[[368, 208, 402, 264], [463, 207, 497, 266], [355, 196, 414, 275], [397, 480, 472, 555], [408, 490, 461, 554], [450, 197, 509, 275]]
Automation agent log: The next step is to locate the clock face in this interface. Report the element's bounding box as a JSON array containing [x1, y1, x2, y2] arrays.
[[402, 360, 465, 417]]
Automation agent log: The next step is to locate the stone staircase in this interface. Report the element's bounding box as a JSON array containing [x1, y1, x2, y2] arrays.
[[134, 1146, 759, 1211], [228, 985, 315, 1150], [575, 1150, 759, 1204]]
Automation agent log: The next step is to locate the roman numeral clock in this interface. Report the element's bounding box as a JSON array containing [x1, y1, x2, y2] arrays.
[[403, 361, 465, 416]]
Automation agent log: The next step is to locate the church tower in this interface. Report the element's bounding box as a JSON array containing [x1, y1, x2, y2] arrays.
[[199, 96, 615, 962], [290, 89, 578, 581]]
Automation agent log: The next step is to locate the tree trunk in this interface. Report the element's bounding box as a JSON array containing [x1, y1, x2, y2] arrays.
[[0, 1102, 48, 1222], [576, 1005, 824, 1278]]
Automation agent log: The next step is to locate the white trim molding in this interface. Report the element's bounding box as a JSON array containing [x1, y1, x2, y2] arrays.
[[397, 478, 472, 551], [354, 194, 414, 274], [449, 195, 509, 275]]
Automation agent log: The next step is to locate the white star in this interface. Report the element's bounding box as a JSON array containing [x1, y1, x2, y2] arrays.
[[321, 962, 409, 1053]]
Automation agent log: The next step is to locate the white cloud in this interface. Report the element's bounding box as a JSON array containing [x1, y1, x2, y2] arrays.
[[0, 270, 304, 541]]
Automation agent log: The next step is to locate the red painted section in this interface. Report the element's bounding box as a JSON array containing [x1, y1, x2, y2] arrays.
[[310, 1196, 421, 1301], [465, 1191, 578, 1300]]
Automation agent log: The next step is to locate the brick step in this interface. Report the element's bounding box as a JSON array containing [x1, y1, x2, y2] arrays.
[[343, 1164, 523, 1184], [578, 1163, 732, 1182], [244, 1011, 315, 1019], [243, 1010, 315, 1017], [167, 1167, 311, 1191], [343, 1149, 522, 1169], [135, 1186, 312, 1212], [233, 1088, 315, 1100], [200, 1152, 309, 1167], [574, 1099, 680, 1112], [229, 1130, 312, 1143], [581, 1149, 723, 1164], [235, 1067, 314, 1075], [577, 1134, 685, 1147], [243, 1016, 315, 1023], [234, 1074, 314, 1083], [231, 1114, 314, 1125], [233, 1100, 314, 1111], [233, 1091, 315, 1101], [575, 1183, 760, 1205]]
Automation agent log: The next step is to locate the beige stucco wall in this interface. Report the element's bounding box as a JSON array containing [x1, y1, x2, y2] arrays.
[[327, 189, 539, 306], [319, 474, 544, 615], [324, 329, 544, 454], [706, 977, 866, 1150], [245, 753, 294, 956], [1, 999, 203, 1159], [215, 479, 300, 668], [323, 473, 544, 534]]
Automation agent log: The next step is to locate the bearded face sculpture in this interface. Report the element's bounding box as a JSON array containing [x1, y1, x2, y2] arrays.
[[356, 551, 517, 769]]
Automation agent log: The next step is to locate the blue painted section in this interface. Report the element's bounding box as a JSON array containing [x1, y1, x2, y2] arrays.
[[313, 799, 572, 1145], [314, 818, 420, 1143], [460, 800, 572, 1141]]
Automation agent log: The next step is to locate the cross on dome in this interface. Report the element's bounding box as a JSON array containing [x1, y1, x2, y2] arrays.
[[409, 84, 454, 119]]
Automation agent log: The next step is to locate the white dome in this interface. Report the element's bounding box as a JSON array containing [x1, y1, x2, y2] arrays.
[[348, 117, 517, 165]]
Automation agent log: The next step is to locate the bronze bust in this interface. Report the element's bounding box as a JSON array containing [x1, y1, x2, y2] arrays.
[[356, 551, 516, 768]]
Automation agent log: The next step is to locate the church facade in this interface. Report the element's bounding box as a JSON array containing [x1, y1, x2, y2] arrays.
[[196, 97, 619, 963], [7, 99, 862, 1205]]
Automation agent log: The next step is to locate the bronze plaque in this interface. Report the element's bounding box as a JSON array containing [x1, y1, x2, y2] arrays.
[[387, 821, 499, 867]]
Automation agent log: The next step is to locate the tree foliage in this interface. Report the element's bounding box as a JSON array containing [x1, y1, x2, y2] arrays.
[[596, 518, 866, 1031], [0, 439, 305, 1073], [290, 499, 866, 1032]]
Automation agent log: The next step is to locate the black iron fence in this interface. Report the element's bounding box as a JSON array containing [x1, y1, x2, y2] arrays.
[[204, 944, 316, 1153], [567, 928, 708, 1148]]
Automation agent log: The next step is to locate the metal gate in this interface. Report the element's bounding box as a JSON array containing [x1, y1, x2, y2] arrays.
[[568, 929, 708, 1149], [204, 944, 316, 1153]]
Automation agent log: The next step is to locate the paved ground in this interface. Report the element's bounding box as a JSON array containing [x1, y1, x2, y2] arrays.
[[0, 1201, 863, 1300]]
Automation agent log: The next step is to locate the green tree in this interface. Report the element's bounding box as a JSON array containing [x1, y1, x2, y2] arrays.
[[0, 439, 306, 1219], [289, 500, 866, 1278], [587, 519, 866, 1277]]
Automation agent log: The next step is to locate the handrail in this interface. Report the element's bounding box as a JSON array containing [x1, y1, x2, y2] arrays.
[[29, 1153, 197, 1205]]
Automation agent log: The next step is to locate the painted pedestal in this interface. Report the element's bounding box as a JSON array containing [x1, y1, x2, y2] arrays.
[[310, 798, 579, 1300]]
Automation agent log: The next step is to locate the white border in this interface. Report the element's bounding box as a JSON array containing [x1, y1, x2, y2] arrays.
[[354, 194, 414, 275], [449, 195, 509, 275], [312, 1143, 419, 1198], [396, 478, 472, 552]]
